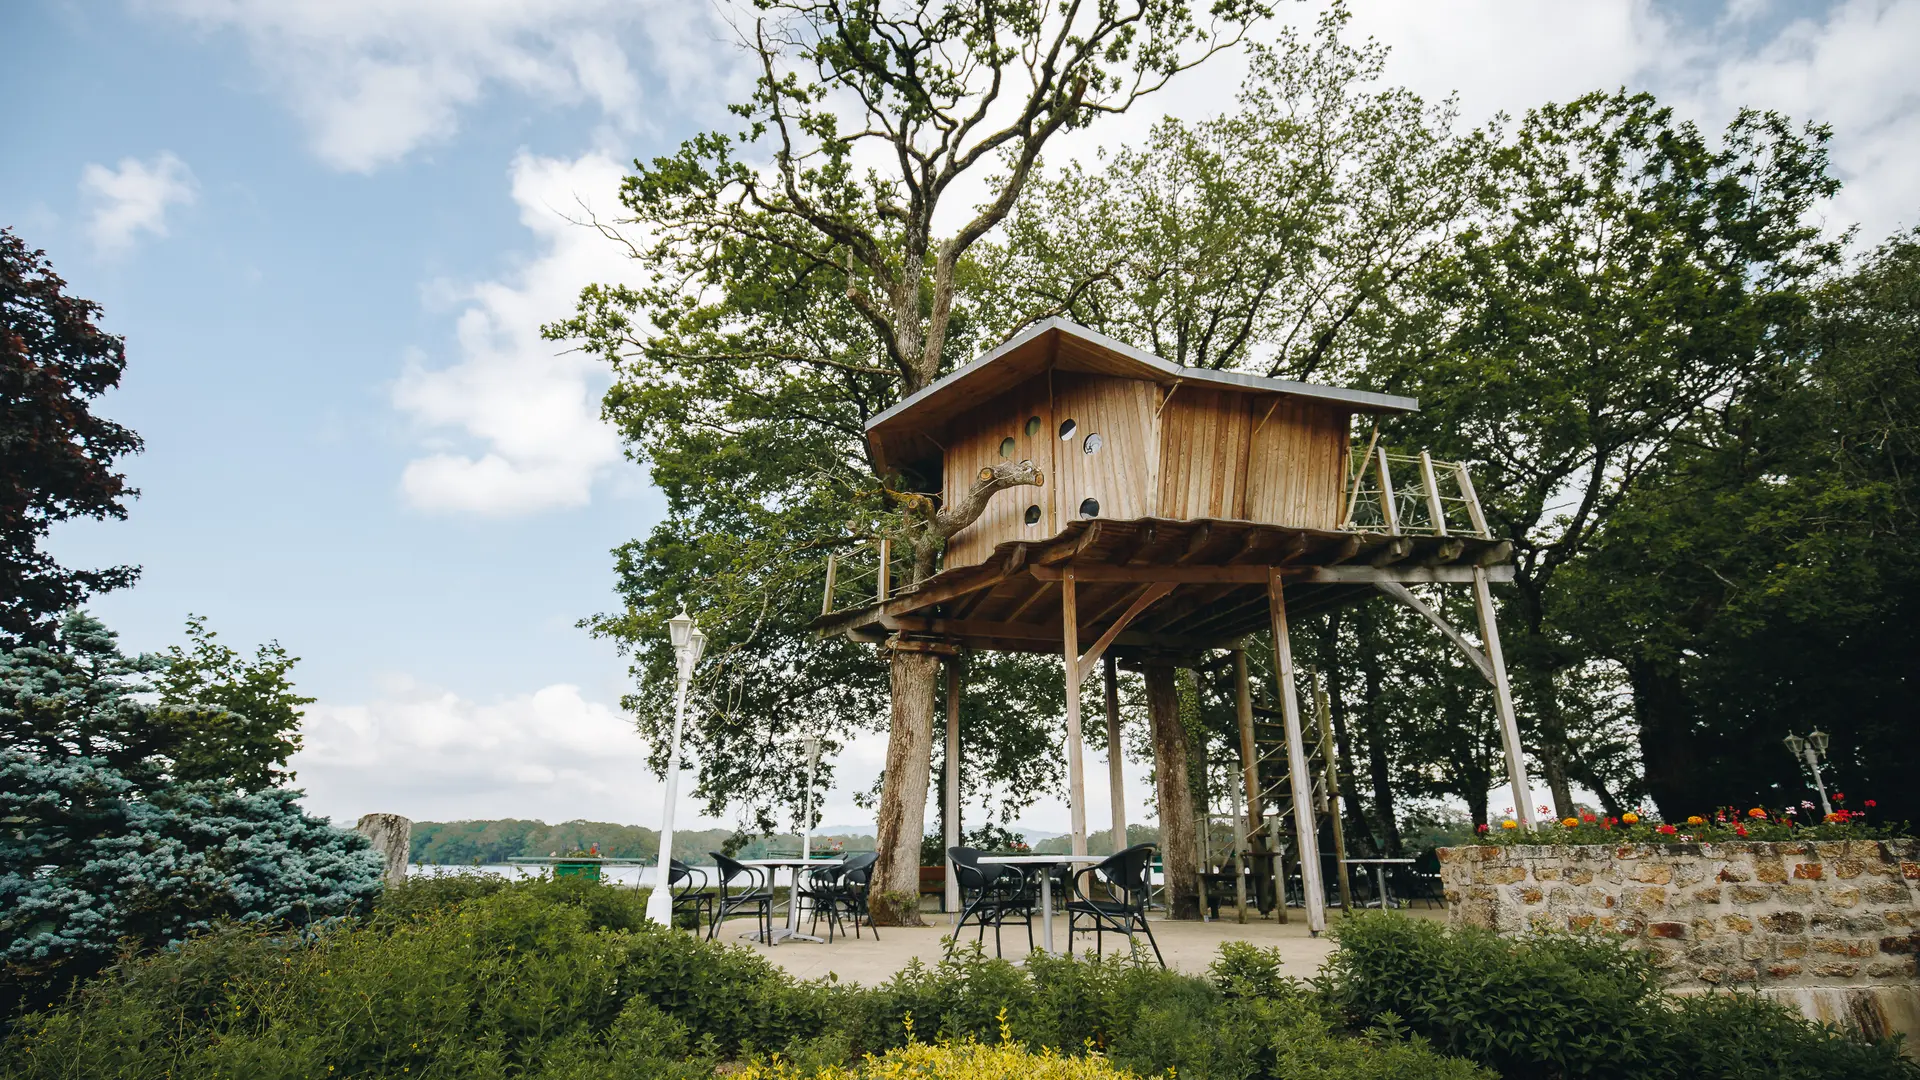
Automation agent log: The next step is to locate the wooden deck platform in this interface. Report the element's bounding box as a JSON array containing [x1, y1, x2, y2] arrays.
[[815, 517, 1511, 661]]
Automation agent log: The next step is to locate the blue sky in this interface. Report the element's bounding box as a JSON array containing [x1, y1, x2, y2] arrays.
[[4, 0, 1915, 836]]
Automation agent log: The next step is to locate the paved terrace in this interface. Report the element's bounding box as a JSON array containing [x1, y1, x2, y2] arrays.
[[725, 907, 1449, 985]]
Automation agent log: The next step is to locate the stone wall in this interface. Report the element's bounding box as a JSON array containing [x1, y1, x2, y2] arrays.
[[1440, 840, 1920, 1044]]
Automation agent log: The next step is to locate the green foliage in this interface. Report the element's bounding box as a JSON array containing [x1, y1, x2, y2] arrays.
[[4, 880, 1498, 1080], [1321, 914, 1918, 1080], [0, 613, 378, 1017], [1560, 230, 1920, 822], [0, 229, 143, 646], [152, 614, 310, 791], [985, 2, 1467, 382]]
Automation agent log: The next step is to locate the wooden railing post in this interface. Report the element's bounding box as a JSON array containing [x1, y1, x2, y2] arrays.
[[821, 551, 838, 616], [1419, 451, 1448, 537], [876, 536, 891, 601], [1455, 463, 1492, 539], [1375, 446, 1401, 536]]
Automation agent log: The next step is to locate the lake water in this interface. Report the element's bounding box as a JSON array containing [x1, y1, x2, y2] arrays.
[[412, 863, 819, 888]]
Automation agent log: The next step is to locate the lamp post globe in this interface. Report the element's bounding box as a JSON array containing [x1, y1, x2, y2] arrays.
[[646, 608, 702, 926], [1784, 733, 1806, 757], [1808, 730, 1829, 757]]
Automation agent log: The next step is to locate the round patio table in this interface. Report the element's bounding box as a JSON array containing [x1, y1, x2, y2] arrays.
[[742, 857, 843, 944], [978, 853, 1105, 955], [1341, 857, 1415, 909]]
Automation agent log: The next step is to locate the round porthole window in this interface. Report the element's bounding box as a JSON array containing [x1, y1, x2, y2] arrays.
[[1024, 504, 1043, 526], [1025, 415, 1042, 437], [999, 436, 1015, 459], [1079, 498, 1100, 518], [1059, 418, 1078, 441], [1083, 431, 1103, 455]]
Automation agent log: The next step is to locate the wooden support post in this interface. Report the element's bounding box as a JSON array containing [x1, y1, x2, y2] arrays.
[[1313, 671, 1353, 915], [1419, 451, 1448, 537], [944, 656, 963, 918], [876, 536, 892, 601], [1104, 654, 1127, 855], [822, 551, 838, 616], [1229, 765, 1249, 923], [1473, 566, 1535, 830], [1232, 648, 1260, 830], [1267, 569, 1326, 934], [1061, 568, 1089, 856], [1375, 446, 1401, 536]]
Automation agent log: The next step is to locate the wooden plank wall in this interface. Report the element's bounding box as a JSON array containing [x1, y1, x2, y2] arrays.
[[1244, 399, 1351, 529], [1050, 372, 1157, 528], [1156, 388, 1254, 520], [942, 374, 1053, 568], [942, 375, 1356, 567]]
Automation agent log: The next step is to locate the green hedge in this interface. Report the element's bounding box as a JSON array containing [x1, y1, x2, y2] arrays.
[[5, 881, 1909, 1079], [1322, 913, 1918, 1080]]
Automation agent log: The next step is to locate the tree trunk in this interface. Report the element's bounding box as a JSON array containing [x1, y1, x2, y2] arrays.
[[1631, 659, 1695, 821], [1146, 663, 1201, 920], [870, 648, 940, 925], [1320, 610, 1378, 854], [1355, 620, 1404, 857], [1532, 672, 1577, 819]]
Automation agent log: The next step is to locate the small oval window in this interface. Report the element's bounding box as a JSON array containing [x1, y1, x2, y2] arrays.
[[999, 436, 1015, 459], [1079, 498, 1100, 518], [1025, 415, 1042, 437], [1059, 419, 1078, 441], [1083, 432, 1103, 455], [1024, 504, 1043, 526]]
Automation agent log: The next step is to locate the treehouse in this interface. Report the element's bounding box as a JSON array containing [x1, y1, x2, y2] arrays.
[[818, 319, 1534, 933]]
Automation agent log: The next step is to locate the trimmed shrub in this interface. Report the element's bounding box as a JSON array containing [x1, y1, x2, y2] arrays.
[[2, 880, 1488, 1080], [1322, 913, 1918, 1080]]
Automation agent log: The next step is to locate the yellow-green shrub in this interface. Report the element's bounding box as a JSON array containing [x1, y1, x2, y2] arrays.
[[740, 1039, 1146, 1080]]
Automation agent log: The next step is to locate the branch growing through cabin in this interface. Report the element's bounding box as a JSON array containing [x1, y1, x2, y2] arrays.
[[904, 459, 1044, 579]]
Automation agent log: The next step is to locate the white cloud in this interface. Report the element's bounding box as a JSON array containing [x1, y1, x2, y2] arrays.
[[293, 677, 662, 824], [392, 150, 635, 515], [152, 0, 734, 172], [79, 152, 197, 255]]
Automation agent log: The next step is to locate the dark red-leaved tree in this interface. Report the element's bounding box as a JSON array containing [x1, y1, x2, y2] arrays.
[[0, 228, 142, 644]]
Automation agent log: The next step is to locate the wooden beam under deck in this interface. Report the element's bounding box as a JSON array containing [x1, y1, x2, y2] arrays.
[[813, 517, 1518, 655]]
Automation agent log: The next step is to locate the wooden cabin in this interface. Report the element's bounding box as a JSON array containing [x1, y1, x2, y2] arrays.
[[865, 318, 1419, 568], [829, 319, 1533, 934]]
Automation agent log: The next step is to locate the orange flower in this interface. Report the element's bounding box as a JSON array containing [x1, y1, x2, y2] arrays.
[[1686, 816, 1705, 825], [1501, 820, 1519, 830], [1562, 817, 1579, 828], [1748, 808, 1768, 819], [1621, 812, 1639, 825]]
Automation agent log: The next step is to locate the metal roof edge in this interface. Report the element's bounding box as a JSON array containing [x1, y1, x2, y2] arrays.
[[864, 318, 1416, 434]]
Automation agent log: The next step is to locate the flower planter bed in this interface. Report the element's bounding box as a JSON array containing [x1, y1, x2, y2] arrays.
[[1439, 840, 1920, 1045]]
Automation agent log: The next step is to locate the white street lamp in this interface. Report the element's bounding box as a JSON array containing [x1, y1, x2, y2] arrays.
[[645, 607, 706, 926], [800, 736, 822, 861], [1784, 730, 1833, 817]]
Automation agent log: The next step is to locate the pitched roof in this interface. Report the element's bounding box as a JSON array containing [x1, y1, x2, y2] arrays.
[[865, 317, 1417, 476]]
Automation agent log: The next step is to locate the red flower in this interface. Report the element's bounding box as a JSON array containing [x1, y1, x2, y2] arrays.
[[1476, 823, 1490, 834], [1735, 824, 1748, 837], [1866, 800, 1877, 809], [1657, 824, 1678, 835], [1834, 793, 1846, 802]]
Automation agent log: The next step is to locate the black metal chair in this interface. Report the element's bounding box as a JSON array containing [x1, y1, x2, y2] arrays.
[[797, 860, 845, 940], [707, 852, 775, 944], [948, 846, 1033, 958], [668, 859, 714, 931], [1066, 843, 1164, 966], [823, 851, 880, 941]]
